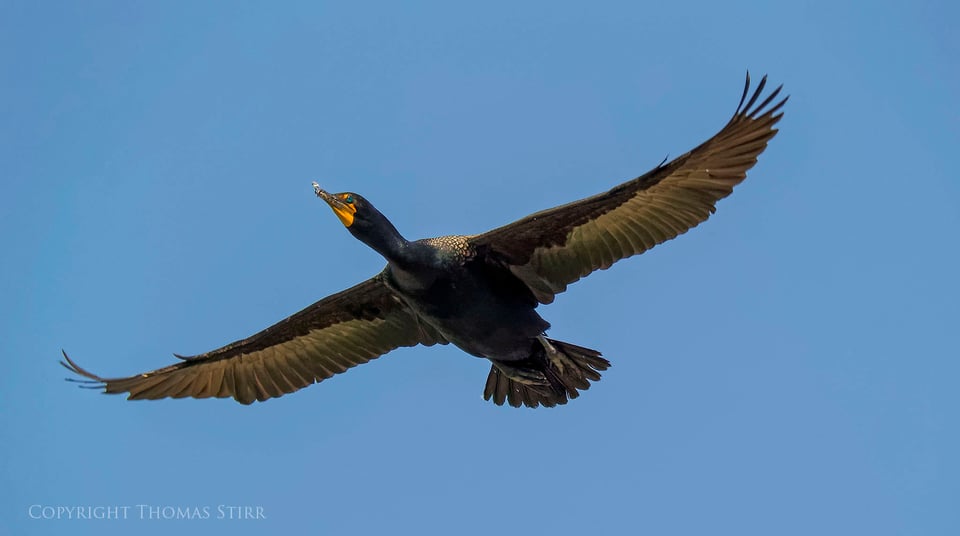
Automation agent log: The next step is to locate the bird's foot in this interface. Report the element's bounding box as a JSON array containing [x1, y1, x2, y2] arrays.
[[538, 335, 576, 375], [494, 362, 550, 386]]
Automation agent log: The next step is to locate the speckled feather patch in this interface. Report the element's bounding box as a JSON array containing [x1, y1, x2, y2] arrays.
[[418, 235, 474, 260]]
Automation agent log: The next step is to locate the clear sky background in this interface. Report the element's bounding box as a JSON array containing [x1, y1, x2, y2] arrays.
[[2, 1, 957, 535]]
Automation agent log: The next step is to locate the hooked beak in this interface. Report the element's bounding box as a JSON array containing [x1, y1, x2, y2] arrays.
[[313, 182, 356, 227]]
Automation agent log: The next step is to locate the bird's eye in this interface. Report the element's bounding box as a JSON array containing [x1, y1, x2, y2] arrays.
[[345, 195, 355, 204]]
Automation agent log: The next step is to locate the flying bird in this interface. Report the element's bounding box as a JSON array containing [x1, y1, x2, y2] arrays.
[[62, 73, 787, 408]]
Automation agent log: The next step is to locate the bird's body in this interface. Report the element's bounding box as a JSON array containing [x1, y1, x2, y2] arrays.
[[384, 237, 548, 362], [63, 73, 788, 408], [344, 222, 586, 407]]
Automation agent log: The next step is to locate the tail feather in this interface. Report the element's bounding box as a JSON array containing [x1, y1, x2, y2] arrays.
[[483, 338, 610, 408], [483, 365, 565, 408]]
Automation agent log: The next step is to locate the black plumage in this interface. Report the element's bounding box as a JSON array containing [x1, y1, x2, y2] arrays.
[[62, 73, 787, 408]]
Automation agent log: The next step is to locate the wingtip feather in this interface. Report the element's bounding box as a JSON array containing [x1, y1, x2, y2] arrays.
[[60, 350, 105, 382], [732, 73, 788, 123]]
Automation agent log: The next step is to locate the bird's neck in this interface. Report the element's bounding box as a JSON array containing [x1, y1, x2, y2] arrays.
[[351, 219, 427, 268], [353, 221, 401, 258], [369, 234, 443, 274]]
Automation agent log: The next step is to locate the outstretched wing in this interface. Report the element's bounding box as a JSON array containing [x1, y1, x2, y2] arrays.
[[62, 274, 445, 404], [469, 73, 787, 303]]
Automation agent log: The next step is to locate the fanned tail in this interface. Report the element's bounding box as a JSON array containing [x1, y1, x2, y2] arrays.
[[483, 338, 610, 408]]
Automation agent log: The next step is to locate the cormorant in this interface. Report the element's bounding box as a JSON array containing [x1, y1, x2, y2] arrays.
[[62, 73, 787, 408]]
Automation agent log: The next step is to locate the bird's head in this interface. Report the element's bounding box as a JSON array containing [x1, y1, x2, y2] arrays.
[[313, 182, 401, 250]]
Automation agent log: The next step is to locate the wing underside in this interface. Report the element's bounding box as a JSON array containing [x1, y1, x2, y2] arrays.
[[62, 275, 446, 404], [470, 73, 787, 303]]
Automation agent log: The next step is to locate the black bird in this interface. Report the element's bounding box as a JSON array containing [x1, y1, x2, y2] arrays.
[[62, 73, 787, 408]]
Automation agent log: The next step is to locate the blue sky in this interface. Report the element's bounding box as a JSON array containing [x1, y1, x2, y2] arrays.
[[2, 1, 958, 535]]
